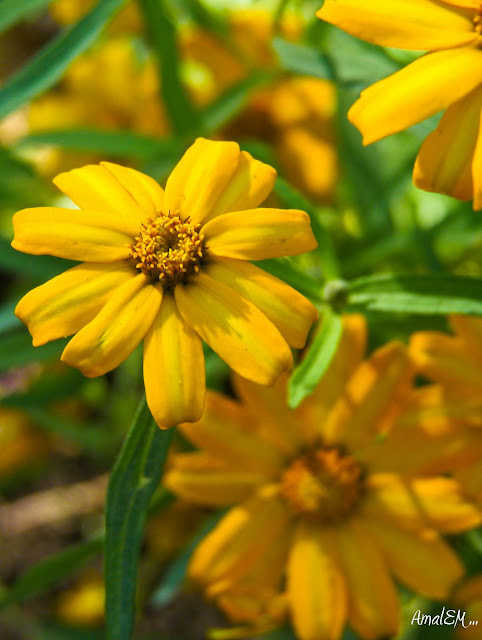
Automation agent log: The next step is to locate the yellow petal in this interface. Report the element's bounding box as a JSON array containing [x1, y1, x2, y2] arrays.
[[189, 488, 291, 590], [53, 164, 148, 228], [450, 315, 482, 359], [410, 330, 482, 393], [337, 517, 400, 640], [366, 518, 464, 599], [178, 390, 284, 476], [414, 85, 482, 201], [62, 274, 161, 377], [15, 262, 134, 347], [208, 150, 277, 221], [164, 467, 264, 506], [324, 342, 413, 450], [359, 421, 482, 476], [364, 474, 482, 533], [318, 0, 476, 51], [12, 207, 133, 261], [164, 138, 241, 225], [203, 208, 317, 260], [232, 373, 303, 456], [143, 292, 204, 429], [287, 522, 347, 640], [206, 258, 318, 348], [472, 114, 482, 208], [456, 461, 482, 498], [349, 47, 482, 144], [175, 272, 293, 386], [101, 161, 165, 217], [301, 315, 366, 445]]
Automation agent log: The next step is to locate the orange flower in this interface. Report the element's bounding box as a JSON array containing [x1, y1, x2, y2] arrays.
[[165, 316, 482, 640], [12, 139, 318, 429]]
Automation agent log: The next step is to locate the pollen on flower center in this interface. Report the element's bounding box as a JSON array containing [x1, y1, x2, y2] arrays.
[[280, 447, 364, 523], [129, 211, 205, 287]]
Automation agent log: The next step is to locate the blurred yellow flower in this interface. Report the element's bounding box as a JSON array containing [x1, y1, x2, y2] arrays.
[[165, 316, 482, 640], [318, 0, 482, 208], [12, 138, 318, 429]]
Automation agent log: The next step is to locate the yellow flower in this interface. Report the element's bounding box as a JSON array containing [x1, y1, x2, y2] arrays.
[[12, 138, 318, 429], [317, 0, 482, 208], [165, 315, 482, 640], [410, 315, 482, 406]]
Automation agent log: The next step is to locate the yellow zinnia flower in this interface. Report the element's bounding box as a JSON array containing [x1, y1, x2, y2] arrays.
[[165, 316, 482, 640], [12, 138, 318, 429], [317, 0, 482, 208]]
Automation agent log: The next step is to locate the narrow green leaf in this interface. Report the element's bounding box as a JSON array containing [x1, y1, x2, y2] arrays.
[[0, 535, 103, 609], [348, 274, 482, 315], [18, 129, 174, 159], [105, 397, 175, 640], [0, 236, 73, 280], [0, 0, 128, 119], [0, 0, 52, 34], [254, 258, 322, 302], [272, 37, 334, 80], [0, 332, 68, 372], [274, 177, 340, 281], [174, 0, 227, 36], [139, 0, 200, 136], [288, 308, 342, 409]]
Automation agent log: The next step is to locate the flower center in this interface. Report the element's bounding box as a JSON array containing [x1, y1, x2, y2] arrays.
[[130, 211, 205, 287], [279, 447, 364, 523]]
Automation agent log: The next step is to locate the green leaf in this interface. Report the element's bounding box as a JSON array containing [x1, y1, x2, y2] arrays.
[[0, 0, 52, 34], [274, 177, 340, 281], [0, 0, 128, 119], [18, 129, 174, 160], [0, 535, 103, 609], [0, 332, 68, 372], [288, 308, 342, 409], [272, 37, 334, 80], [139, 0, 200, 136], [174, 0, 227, 36], [0, 236, 73, 280], [32, 624, 106, 640], [348, 274, 482, 315], [105, 397, 175, 640]]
